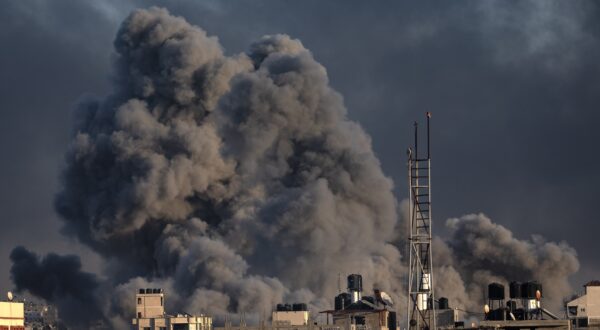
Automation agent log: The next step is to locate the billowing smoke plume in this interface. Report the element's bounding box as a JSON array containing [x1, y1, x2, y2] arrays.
[[433, 214, 579, 313], [9, 247, 103, 326], [9, 7, 579, 328]]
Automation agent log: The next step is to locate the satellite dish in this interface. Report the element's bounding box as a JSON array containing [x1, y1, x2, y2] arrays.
[[484, 304, 490, 314], [379, 291, 394, 306], [535, 290, 541, 301], [7, 291, 13, 301]]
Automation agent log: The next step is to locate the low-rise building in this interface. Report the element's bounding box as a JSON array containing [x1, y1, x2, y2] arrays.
[[567, 281, 600, 328], [132, 288, 212, 330], [272, 306, 309, 326], [0, 294, 25, 330]]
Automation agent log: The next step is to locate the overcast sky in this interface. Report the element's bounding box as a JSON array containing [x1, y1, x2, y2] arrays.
[[1, 0, 599, 293]]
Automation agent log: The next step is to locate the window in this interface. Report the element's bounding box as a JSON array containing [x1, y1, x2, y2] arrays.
[[568, 306, 578, 316], [138, 297, 142, 305], [138, 312, 142, 318], [161, 297, 164, 306]]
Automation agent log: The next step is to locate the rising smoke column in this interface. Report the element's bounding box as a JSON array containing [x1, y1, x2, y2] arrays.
[[9, 247, 103, 327], [15, 6, 401, 327], [433, 214, 579, 312], [9, 7, 580, 328]]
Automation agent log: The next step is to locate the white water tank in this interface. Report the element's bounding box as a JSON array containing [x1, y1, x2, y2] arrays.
[[421, 273, 431, 291], [417, 293, 429, 311]]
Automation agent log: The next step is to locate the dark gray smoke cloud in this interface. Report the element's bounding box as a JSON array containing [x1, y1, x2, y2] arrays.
[[9, 6, 580, 327], [47, 6, 400, 327], [433, 214, 579, 313], [9, 246, 104, 327]]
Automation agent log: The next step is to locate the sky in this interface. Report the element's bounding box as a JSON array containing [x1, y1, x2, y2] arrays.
[[1, 0, 599, 296]]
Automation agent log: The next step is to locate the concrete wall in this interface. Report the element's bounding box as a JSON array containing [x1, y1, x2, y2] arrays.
[[272, 311, 309, 326], [585, 286, 600, 319], [136, 293, 165, 319], [332, 310, 388, 330], [0, 302, 24, 327], [132, 315, 212, 330]]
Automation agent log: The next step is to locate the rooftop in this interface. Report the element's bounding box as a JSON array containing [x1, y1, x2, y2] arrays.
[[584, 280, 600, 287]]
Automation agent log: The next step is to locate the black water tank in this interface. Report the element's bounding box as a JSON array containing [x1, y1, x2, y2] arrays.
[[521, 282, 542, 299], [488, 283, 505, 300], [348, 274, 363, 292], [139, 289, 145, 294], [509, 282, 521, 299], [293, 303, 307, 311], [335, 295, 344, 310], [438, 297, 449, 310], [277, 304, 286, 311], [387, 312, 397, 330], [145, 288, 152, 294], [343, 293, 352, 307], [284, 304, 292, 311]]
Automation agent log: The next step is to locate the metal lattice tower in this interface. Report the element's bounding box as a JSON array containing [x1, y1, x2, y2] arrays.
[[407, 112, 436, 330]]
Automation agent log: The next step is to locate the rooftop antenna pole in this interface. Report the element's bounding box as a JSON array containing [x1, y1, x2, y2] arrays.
[[407, 112, 436, 330]]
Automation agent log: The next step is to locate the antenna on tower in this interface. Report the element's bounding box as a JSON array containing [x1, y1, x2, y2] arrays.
[[406, 112, 436, 330]]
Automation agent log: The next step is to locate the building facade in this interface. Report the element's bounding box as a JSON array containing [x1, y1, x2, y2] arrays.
[[132, 289, 212, 330], [0, 300, 25, 330], [567, 281, 600, 328]]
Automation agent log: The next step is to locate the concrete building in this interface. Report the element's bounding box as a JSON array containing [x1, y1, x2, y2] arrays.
[[567, 281, 600, 328], [0, 295, 25, 330], [323, 275, 397, 330], [215, 309, 340, 330], [435, 309, 462, 329], [132, 288, 212, 330], [324, 300, 396, 330], [272, 310, 309, 326]]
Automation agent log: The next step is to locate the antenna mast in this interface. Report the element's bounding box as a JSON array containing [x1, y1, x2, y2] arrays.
[[407, 112, 436, 330]]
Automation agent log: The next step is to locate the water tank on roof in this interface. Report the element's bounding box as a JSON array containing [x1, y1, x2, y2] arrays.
[[334, 295, 344, 311], [139, 289, 145, 294], [488, 283, 505, 300], [276, 304, 286, 311], [521, 282, 542, 299], [293, 303, 307, 311], [509, 282, 521, 299], [284, 304, 292, 311], [145, 288, 152, 294], [347, 274, 363, 292], [438, 297, 449, 310], [335, 293, 351, 310]]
